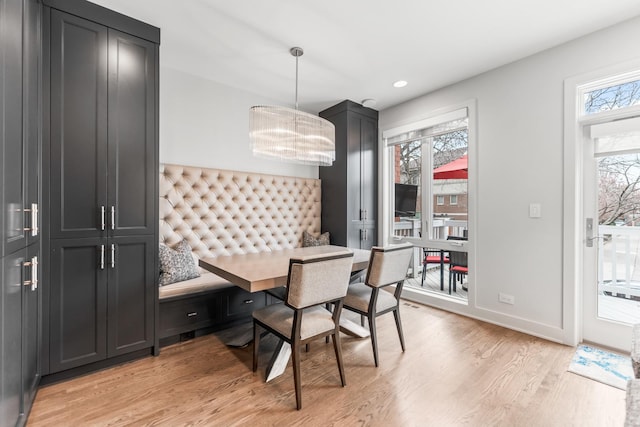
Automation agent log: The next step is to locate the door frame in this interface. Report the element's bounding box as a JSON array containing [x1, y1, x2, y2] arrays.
[[563, 59, 640, 348]]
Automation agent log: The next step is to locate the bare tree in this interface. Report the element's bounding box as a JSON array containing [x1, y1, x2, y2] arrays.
[[585, 80, 640, 114], [397, 128, 468, 186], [598, 154, 640, 225]]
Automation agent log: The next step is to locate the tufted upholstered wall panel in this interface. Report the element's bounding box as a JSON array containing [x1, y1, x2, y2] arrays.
[[159, 164, 321, 266]]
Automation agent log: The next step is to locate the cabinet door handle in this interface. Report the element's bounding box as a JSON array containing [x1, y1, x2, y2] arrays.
[[31, 203, 38, 236], [187, 312, 197, 317], [111, 206, 115, 230], [23, 203, 38, 236], [363, 209, 367, 221], [22, 256, 38, 291], [100, 206, 106, 231], [110, 244, 115, 268], [31, 256, 38, 291], [100, 245, 105, 269], [243, 299, 254, 304]]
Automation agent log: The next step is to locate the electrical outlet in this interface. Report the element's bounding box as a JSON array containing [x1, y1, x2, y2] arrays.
[[499, 292, 515, 305]]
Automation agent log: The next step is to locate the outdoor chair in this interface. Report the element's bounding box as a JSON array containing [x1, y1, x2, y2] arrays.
[[252, 250, 354, 410], [448, 249, 468, 293], [421, 249, 449, 289], [342, 243, 413, 367]]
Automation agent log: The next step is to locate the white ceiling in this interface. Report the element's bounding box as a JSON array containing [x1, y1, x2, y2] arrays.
[[89, 0, 640, 113]]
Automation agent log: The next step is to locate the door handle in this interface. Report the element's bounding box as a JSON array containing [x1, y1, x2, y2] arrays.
[[100, 206, 106, 231], [100, 245, 105, 269], [110, 244, 115, 268], [586, 218, 595, 247], [111, 206, 115, 230]]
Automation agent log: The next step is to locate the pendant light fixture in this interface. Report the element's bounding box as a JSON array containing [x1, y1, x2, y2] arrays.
[[249, 47, 336, 166]]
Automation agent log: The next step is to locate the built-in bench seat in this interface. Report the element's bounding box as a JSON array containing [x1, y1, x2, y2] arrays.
[[158, 164, 321, 345]]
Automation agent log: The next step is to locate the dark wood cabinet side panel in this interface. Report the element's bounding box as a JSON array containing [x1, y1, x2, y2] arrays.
[[108, 30, 156, 236], [107, 235, 154, 356], [319, 111, 349, 246], [49, 239, 107, 372], [49, 10, 108, 239]]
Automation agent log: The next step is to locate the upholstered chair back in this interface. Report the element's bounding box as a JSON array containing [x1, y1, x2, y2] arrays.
[[366, 243, 414, 288], [286, 251, 354, 309]]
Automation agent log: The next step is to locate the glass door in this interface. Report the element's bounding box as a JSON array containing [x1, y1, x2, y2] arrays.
[[583, 116, 640, 350]]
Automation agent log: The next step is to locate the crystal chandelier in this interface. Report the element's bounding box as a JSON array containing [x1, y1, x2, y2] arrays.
[[249, 47, 335, 166]]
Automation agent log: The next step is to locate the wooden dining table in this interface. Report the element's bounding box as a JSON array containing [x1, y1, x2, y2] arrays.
[[199, 245, 371, 381]]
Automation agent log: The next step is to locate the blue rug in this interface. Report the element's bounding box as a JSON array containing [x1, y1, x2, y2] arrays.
[[568, 344, 633, 390]]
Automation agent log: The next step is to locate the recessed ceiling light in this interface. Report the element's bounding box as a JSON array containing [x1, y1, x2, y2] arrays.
[[361, 98, 377, 108], [393, 80, 408, 88]]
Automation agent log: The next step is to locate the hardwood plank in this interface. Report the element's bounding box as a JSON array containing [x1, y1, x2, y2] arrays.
[[28, 303, 625, 426]]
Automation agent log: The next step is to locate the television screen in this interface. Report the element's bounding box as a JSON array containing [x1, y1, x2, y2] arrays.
[[395, 183, 418, 217]]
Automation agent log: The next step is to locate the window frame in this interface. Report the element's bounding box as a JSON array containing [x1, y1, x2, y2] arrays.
[[382, 100, 476, 254]]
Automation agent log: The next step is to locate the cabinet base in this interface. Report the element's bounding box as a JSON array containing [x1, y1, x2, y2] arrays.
[[40, 348, 154, 386]]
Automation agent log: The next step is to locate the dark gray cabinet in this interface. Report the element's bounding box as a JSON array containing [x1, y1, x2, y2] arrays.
[[43, 1, 159, 376], [319, 100, 379, 250], [49, 236, 154, 372], [1, 0, 41, 425]]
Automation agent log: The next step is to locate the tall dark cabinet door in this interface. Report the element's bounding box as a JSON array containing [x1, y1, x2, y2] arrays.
[[107, 235, 154, 357], [359, 116, 378, 250], [1, 0, 25, 257], [49, 10, 108, 240], [23, 0, 41, 248], [49, 239, 108, 372], [1, 249, 25, 427], [107, 30, 156, 236], [22, 242, 39, 414]]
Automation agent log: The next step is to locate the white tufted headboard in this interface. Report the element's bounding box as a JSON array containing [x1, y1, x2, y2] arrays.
[[159, 164, 321, 263]]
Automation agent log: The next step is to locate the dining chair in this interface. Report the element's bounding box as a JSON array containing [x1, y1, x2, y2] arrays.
[[252, 250, 354, 410], [342, 243, 413, 367]]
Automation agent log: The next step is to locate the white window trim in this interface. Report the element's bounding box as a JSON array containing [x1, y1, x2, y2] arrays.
[[436, 195, 445, 205], [450, 195, 458, 205]]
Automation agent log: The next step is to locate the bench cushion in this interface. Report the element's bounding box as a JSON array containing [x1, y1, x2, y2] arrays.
[[159, 272, 233, 299]]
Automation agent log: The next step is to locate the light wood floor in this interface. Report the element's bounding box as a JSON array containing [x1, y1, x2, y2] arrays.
[[28, 303, 625, 426]]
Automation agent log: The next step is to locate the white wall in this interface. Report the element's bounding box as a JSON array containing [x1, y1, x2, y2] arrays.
[[159, 67, 318, 179], [380, 15, 640, 343]]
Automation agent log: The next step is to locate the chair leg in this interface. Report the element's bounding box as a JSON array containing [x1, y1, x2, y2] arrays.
[[292, 342, 302, 410], [393, 308, 406, 352], [368, 314, 379, 367], [448, 271, 452, 295], [360, 314, 365, 327], [252, 322, 261, 372], [421, 263, 426, 286], [332, 332, 346, 387]]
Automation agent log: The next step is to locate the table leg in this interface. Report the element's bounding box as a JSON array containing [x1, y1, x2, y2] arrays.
[[339, 317, 370, 338], [265, 340, 291, 382]]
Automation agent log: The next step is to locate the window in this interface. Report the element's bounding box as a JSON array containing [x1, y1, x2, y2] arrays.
[[384, 104, 472, 301], [581, 74, 640, 116]]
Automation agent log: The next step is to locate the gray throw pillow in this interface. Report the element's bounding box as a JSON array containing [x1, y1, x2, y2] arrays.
[[159, 240, 200, 286], [302, 231, 330, 247]]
